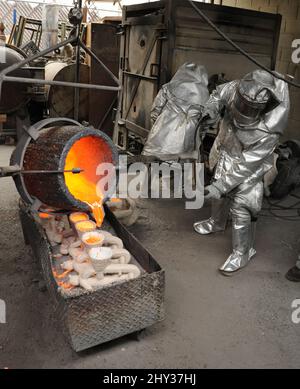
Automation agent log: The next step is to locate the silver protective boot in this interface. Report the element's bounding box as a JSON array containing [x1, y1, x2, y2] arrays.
[[219, 220, 256, 275], [194, 197, 230, 235]]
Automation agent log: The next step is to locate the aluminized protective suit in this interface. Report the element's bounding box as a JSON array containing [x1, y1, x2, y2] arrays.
[[194, 69, 290, 275], [142, 63, 210, 160]]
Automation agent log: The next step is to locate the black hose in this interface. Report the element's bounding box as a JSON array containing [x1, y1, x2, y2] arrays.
[[259, 194, 300, 220], [188, 0, 300, 89]]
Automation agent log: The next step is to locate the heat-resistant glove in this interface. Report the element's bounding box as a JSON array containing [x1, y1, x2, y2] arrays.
[[204, 184, 223, 200]]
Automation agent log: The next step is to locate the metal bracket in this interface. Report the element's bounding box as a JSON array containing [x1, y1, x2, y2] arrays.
[[23, 125, 38, 141], [23, 118, 81, 141], [0, 164, 21, 178], [150, 63, 160, 78], [30, 197, 43, 213]]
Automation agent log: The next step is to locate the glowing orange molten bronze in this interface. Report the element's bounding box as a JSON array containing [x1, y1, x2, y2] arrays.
[[110, 198, 122, 203], [52, 268, 74, 290], [38, 212, 51, 219], [69, 212, 89, 224], [64, 136, 115, 227]]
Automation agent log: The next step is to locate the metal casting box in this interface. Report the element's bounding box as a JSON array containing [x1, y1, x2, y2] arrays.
[[19, 202, 165, 352]]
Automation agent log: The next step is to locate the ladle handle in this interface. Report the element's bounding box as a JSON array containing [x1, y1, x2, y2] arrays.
[[20, 168, 84, 175], [0, 166, 83, 177]]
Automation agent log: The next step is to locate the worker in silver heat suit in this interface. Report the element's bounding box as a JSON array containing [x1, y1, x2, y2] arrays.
[[142, 62, 209, 160], [194, 69, 290, 276]]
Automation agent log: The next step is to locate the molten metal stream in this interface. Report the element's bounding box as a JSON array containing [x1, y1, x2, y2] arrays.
[[64, 136, 114, 227]]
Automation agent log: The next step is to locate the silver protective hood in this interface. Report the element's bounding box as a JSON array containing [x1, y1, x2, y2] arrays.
[[231, 70, 290, 134], [203, 70, 290, 135], [204, 71, 290, 195], [142, 63, 209, 160], [263, 72, 290, 135]]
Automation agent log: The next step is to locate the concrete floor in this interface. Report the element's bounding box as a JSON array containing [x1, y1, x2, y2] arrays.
[[0, 144, 300, 368]]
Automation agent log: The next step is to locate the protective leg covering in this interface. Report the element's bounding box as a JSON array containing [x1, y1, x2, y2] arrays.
[[194, 197, 231, 235], [219, 181, 263, 275]]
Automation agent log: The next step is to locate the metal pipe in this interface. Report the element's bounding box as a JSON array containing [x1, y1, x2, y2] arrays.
[[80, 40, 120, 86], [74, 0, 82, 121], [0, 165, 84, 178], [19, 168, 84, 175], [0, 36, 76, 78], [2, 76, 121, 91]]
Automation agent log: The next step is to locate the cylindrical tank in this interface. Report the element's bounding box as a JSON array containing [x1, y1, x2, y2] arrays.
[[11, 122, 118, 211], [45, 61, 90, 122], [0, 45, 31, 113]]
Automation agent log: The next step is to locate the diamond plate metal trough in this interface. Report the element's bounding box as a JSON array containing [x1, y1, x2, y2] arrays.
[[19, 201, 165, 352]]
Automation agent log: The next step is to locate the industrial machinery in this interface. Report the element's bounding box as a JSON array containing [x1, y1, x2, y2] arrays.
[[0, 44, 32, 140], [45, 61, 90, 122], [0, 2, 165, 352], [0, 0, 121, 197], [1, 115, 165, 352], [113, 0, 282, 154], [1, 1, 121, 139], [0, 43, 89, 140]]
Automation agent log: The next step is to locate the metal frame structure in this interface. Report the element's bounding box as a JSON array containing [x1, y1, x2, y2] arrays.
[[8, 16, 74, 51], [8, 16, 43, 48], [0, 1, 121, 122], [113, 0, 282, 152]]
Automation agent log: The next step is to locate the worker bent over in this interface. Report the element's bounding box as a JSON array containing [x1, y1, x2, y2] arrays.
[[194, 70, 290, 276]]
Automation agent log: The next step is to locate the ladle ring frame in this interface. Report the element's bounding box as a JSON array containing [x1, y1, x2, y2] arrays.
[[0, 1, 122, 215], [11, 118, 118, 215], [0, 35, 121, 119]]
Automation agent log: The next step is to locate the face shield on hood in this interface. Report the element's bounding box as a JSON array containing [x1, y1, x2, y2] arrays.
[[231, 70, 280, 126]]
